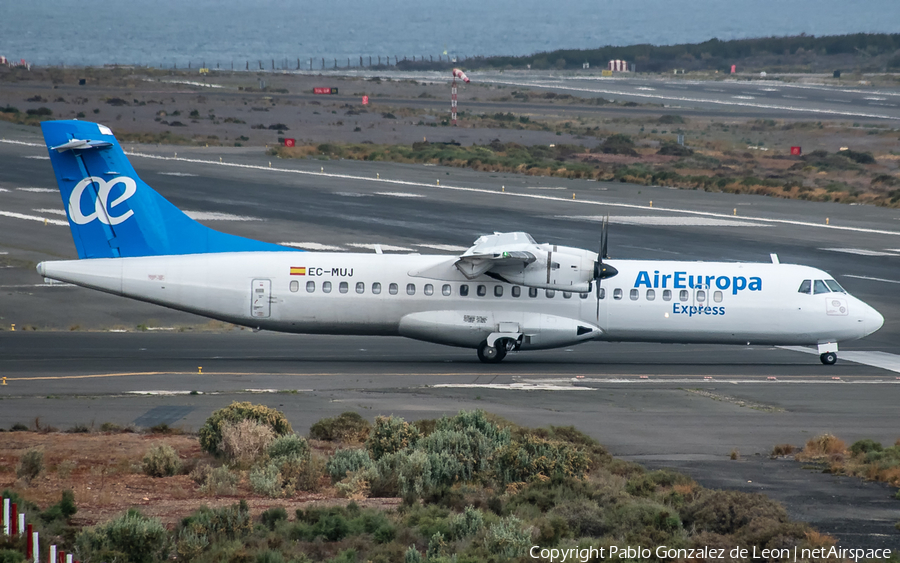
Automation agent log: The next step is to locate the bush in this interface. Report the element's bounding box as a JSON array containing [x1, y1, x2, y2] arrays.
[[681, 490, 788, 535], [260, 507, 288, 530], [309, 412, 371, 443], [798, 434, 846, 460], [594, 133, 637, 156], [0, 551, 24, 563], [850, 439, 883, 456], [366, 415, 419, 460], [657, 142, 693, 156], [25, 107, 53, 117], [174, 528, 208, 562], [200, 466, 239, 495], [39, 489, 77, 522], [771, 444, 796, 457], [199, 402, 292, 456], [448, 505, 485, 539], [838, 149, 876, 164], [484, 515, 531, 558], [404, 547, 424, 563], [142, 444, 181, 477], [250, 463, 283, 497], [180, 501, 252, 543], [327, 448, 375, 482], [268, 434, 310, 461], [219, 419, 275, 464], [16, 448, 43, 481], [75, 509, 169, 563], [493, 435, 591, 485]]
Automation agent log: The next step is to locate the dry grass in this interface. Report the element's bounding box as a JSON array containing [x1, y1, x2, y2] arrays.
[[218, 419, 275, 465], [795, 434, 846, 462], [771, 444, 796, 457], [803, 529, 837, 549]]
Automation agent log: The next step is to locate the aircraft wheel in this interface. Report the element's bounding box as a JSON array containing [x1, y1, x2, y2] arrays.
[[477, 340, 506, 363], [820, 352, 837, 365]]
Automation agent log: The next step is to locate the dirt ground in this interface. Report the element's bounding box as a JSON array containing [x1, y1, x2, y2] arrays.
[[0, 431, 399, 527]]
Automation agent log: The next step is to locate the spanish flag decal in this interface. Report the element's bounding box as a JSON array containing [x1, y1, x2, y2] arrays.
[[290, 267, 306, 276]]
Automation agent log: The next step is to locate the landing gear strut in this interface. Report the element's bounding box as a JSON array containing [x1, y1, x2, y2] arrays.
[[820, 352, 837, 365], [477, 340, 507, 363]]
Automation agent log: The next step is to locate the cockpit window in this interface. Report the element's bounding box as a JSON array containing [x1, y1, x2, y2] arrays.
[[798, 280, 811, 294], [824, 279, 845, 293], [813, 280, 829, 294]]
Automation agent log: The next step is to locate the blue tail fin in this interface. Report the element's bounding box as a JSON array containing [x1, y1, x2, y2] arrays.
[[40, 120, 294, 258]]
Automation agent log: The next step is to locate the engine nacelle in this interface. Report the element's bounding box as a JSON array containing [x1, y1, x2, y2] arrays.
[[495, 246, 596, 293]]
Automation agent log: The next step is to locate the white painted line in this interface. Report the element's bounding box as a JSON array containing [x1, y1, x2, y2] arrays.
[[843, 274, 900, 284], [0, 188, 8, 192], [561, 215, 767, 227], [864, 96, 887, 101], [432, 383, 593, 391], [22, 155, 49, 160], [487, 79, 899, 120], [278, 242, 345, 251], [0, 140, 42, 147], [0, 283, 75, 288], [825, 98, 851, 104], [16, 187, 56, 193], [778, 346, 900, 374], [159, 172, 198, 177], [33, 208, 66, 216], [415, 243, 468, 252], [375, 191, 425, 198], [0, 210, 68, 226], [782, 95, 807, 100], [870, 102, 898, 107], [0, 251, 8, 255], [184, 211, 261, 221], [820, 248, 900, 256], [732, 95, 755, 100], [528, 186, 567, 190], [347, 243, 414, 252], [635, 87, 655, 91]]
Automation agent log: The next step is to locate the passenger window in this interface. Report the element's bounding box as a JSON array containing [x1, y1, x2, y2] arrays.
[[339, 281, 349, 294], [546, 289, 556, 298], [356, 282, 365, 294], [290, 280, 299, 293], [477, 285, 487, 297], [424, 284, 434, 296], [697, 290, 706, 302], [646, 289, 655, 301], [407, 283, 416, 295], [599, 288, 606, 300], [529, 287, 538, 298], [389, 283, 398, 295], [459, 285, 469, 296], [372, 282, 382, 295], [713, 291, 723, 303], [580, 292, 589, 299], [824, 280, 845, 293], [613, 288, 623, 300], [679, 290, 688, 302], [798, 280, 811, 294], [322, 281, 332, 293], [494, 286, 503, 297], [629, 288, 639, 301], [442, 284, 451, 296], [814, 280, 829, 294], [662, 289, 672, 301], [563, 291, 572, 299], [512, 286, 521, 298], [306, 281, 315, 293]]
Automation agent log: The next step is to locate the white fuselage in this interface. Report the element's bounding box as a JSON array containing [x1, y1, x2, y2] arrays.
[[37, 252, 883, 351]]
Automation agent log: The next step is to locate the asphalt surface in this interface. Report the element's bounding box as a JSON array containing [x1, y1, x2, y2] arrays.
[[1, 120, 900, 547]]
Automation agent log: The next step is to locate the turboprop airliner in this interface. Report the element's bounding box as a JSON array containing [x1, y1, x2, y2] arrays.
[[37, 120, 884, 364]]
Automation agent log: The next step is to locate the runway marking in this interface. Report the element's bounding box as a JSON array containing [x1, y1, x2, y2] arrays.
[[0, 210, 69, 226], [0, 188, 8, 192], [864, 96, 887, 101], [22, 155, 49, 160], [843, 274, 900, 284], [732, 95, 755, 100], [415, 243, 468, 252], [374, 191, 425, 198], [782, 95, 807, 99], [485, 79, 900, 120], [820, 248, 900, 256], [184, 211, 262, 221], [778, 346, 900, 373], [159, 172, 198, 177], [17, 187, 56, 193], [561, 215, 767, 227], [347, 243, 414, 251], [279, 242, 345, 251], [4, 139, 900, 238], [432, 382, 594, 391], [0, 283, 75, 288], [33, 208, 65, 216]]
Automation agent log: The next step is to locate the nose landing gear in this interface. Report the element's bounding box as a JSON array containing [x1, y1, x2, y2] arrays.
[[820, 352, 837, 365]]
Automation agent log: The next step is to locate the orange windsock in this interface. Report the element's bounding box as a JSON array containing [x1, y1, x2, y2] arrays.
[[452, 68, 470, 83]]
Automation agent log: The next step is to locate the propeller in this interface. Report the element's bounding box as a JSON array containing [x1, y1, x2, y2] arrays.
[[594, 214, 618, 319]]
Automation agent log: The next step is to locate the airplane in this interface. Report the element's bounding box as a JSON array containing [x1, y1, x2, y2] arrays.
[[36, 120, 884, 365]]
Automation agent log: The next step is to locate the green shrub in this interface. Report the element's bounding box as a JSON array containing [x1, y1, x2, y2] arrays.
[[366, 415, 419, 460], [250, 463, 283, 497], [75, 509, 169, 563], [493, 435, 591, 485], [427, 532, 449, 559], [219, 419, 275, 464], [174, 528, 208, 562], [327, 448, 375, 482], [142, 444, 181, 477], [180, 501, 252, 543], [200, 466, 239, 495], [850, 439, 883, 456], [657, 142, 693, 156], [268, 434, 310, 461], [0, 550, 25, 563], [260, 507, 288, 530], [403, 547, 424, 563], [16, 448, 43, 481], [255, 549, 285, 563], [198, 402, 292, 456], [484, 515, 531, 558], [594, 133, 637, 156], [420, 410, 511, 482], [39, 489, 77, 522], [447, 505, 484, 539], [550, 498, 606, 537], [309, 412, 371, 443], [681, 490, 787, 535]]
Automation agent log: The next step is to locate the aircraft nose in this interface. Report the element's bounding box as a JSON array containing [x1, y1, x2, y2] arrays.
[[864, 303, 884, 336]]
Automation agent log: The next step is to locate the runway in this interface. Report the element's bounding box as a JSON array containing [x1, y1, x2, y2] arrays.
[[2, 124, 900, 546]]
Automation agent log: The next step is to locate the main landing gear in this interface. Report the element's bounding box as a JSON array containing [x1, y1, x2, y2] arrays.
[[477, 340, 507, 363], [820, 352, 837, 365]]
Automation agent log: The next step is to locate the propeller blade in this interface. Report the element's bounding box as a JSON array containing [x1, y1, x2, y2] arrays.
[[601, 214, 609, 259]]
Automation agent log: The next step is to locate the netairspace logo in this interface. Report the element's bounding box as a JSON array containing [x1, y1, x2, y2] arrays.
[[529, 544, 893, 562]]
